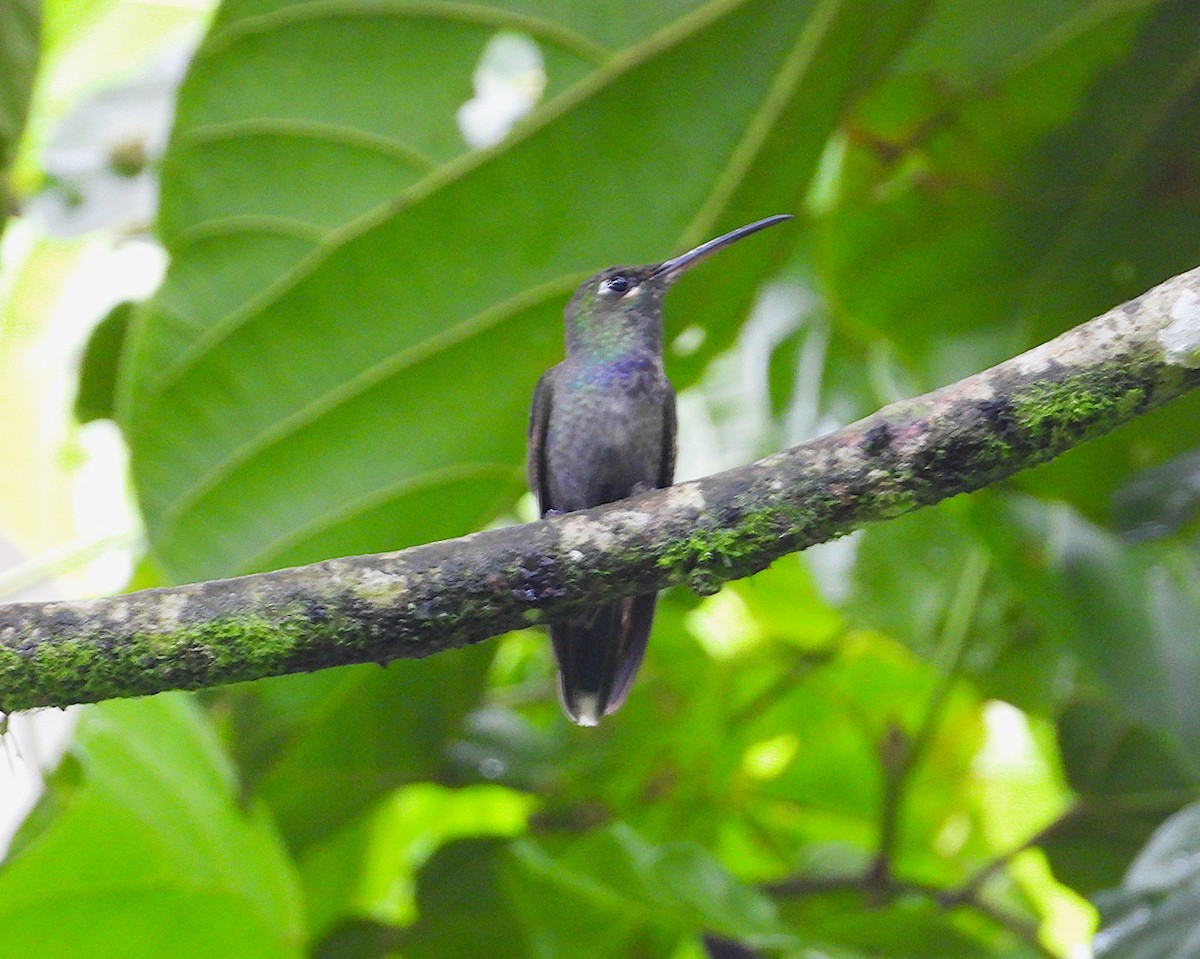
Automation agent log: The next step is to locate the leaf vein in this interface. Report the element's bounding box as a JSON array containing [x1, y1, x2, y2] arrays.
[[181, 117, 440, 171], [200, 0, 612, 66], [153, 275, 578, 535]]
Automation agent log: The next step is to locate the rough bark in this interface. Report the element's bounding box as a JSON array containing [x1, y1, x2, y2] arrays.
[[2, 266, 1200, 712]]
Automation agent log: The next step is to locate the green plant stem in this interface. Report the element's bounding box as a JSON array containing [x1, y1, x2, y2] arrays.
[[764, 871, 1060, 959], [869, 549, 989, 889], [2, 266, 1200, 710]]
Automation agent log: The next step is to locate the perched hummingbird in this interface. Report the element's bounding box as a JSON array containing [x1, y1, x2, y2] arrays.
[[528, 214, 792, 725]]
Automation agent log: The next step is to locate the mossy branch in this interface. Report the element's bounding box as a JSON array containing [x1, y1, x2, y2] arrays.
[[3, 267, 1200, 712]]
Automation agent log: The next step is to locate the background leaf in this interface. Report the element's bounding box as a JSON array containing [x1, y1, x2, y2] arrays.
[[218, 644, 495, 850], [1047, 693, 1198, 894], [813, 0, 1200, 516], [74, 300, 131, 423], [1092, 802, 1200, 959], [393, 826, 789, 959], [0, 0, 40, 233], [0, 696, 302, 959]]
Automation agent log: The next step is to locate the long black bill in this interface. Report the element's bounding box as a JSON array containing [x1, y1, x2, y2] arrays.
[[650, 214, 792, 282]]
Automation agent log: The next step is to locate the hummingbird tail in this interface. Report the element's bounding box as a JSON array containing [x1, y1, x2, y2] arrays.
[[550, 594, 657, 726]]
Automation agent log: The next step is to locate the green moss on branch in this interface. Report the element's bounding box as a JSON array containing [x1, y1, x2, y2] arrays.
[[2, 266, 1200, 710]]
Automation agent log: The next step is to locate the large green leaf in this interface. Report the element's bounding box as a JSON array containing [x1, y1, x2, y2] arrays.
[[394, 827, 788, 959], [122, 0, 929, 582], [507, 824, 790, 953], [0, 0, 39, 231], [0, 696, 302, 958]]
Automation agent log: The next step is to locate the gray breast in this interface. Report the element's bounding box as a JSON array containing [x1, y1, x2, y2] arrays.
[[547, 364, 668, 512]]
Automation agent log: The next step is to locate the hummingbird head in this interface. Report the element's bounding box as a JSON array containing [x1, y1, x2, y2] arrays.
[[563, 214, 792, 358]]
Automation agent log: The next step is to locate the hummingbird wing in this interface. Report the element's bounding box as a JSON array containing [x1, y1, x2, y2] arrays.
[[660, 385, 677, 487], [604, 389, 676, 715], [527, 369, 555, 514]]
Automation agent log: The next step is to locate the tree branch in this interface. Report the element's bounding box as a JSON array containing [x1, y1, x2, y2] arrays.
[[763, 870, 1059, 959], [2, 267, 1200, 711]]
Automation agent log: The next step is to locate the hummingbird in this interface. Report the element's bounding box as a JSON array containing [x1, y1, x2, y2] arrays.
[[527, 214, 792, 725]]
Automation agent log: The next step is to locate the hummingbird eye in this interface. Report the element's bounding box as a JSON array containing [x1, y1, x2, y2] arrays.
[[603, 274, 632, 295]]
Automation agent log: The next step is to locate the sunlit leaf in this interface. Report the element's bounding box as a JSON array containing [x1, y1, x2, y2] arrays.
[[300, 782, 534, 942]]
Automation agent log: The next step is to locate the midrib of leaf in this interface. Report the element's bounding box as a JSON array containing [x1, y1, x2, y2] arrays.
[[199, 0, 612, 66], [131, 0, 758, 399], [1019, 26, 1200, 319], [150, 275, 577, 541], [680, 0, 842, 245]]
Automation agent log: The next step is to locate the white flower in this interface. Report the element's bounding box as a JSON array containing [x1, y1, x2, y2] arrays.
[[25, 40, 192, 237], [457, 32, 546, 150]]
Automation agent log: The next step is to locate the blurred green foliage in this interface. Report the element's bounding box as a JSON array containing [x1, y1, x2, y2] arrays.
[[0, 0, 40, 231], [4, 0, 1200, 957]]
